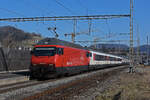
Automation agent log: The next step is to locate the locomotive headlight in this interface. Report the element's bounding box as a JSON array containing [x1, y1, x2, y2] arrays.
[[33, 64, 37, 66], [49, 64, 53, 66]]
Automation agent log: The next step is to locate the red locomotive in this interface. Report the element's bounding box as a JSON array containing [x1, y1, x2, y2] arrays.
[[30, 38, 128, 79], [30, 38, 91, 78]]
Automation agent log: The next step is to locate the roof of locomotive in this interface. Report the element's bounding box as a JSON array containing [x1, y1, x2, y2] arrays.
[[37, 38, 85, 49]]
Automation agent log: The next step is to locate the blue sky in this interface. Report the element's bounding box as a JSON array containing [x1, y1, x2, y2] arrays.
[[0, 0, 149, 46]]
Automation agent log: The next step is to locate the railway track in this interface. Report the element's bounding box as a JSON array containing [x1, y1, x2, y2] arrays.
[[0, 78, 59, 94], [23, 65, 128, 100]]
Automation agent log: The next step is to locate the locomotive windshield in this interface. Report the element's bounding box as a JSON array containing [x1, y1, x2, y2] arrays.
[[33, 47, 56, 56]]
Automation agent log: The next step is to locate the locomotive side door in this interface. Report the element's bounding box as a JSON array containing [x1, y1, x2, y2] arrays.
[[57, 48, 64, 67]]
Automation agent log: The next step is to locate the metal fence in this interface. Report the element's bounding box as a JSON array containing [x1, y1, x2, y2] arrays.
[[0, 47, 30, 72]]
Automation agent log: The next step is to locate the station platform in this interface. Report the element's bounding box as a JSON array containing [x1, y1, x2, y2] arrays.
[[0, 70, 30, 86]]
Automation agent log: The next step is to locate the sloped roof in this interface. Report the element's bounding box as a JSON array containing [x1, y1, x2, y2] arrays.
[[37, 38, 85, 49]]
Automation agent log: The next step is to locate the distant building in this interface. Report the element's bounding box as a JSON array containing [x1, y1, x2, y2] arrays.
[[18, 35, 43, 50]]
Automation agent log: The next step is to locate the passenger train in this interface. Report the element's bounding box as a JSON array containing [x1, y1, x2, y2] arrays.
[[30, 38, 128, 79]]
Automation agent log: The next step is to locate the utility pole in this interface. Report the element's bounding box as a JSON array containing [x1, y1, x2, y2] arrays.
[[129, 0, 134, 73], [118, 40, 121, 55], [93, 37, 100, 49], [64, 19, 77, 43], [72, 19, 77, 43], [88, 19, 92, 35], [147, 36, 149, 64], [137, 25, 140, 65]]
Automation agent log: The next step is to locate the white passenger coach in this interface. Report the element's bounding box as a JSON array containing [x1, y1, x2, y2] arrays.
[[89, 51, 127, 69]]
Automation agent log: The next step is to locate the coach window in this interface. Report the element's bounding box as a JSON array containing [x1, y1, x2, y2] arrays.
[[95, 55, 98, 61], [101, 55, 105, 61], [110, 57, 114, 61], [106, 56, 109, 61], [112, 57, 116, 61], [95, 55, 104, 61], [116, 58, 118, 61]]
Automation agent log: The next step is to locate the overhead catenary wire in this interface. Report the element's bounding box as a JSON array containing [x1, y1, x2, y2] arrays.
[[53, 0, 75, 15], [22, 0, 55, 29], [22, 0, 66, 36], [0, 7, 26, 17], [53, 0, 84, 32], [22, 0, 55, 17], [77, 0, 89, 15], [23, 0, 79, 35]]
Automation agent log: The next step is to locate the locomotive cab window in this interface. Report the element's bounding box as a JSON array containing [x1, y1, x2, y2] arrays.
[[33, 47, 56, 56]]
